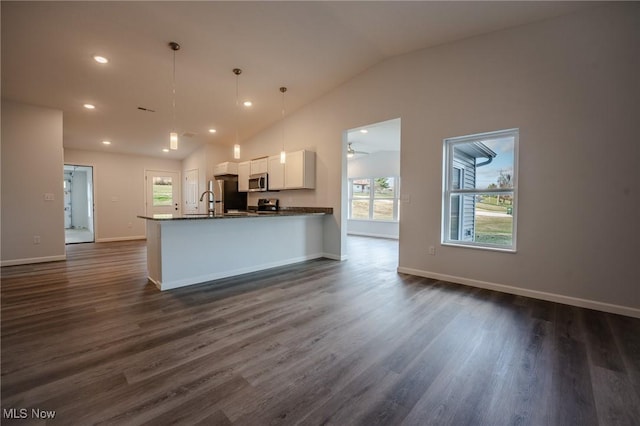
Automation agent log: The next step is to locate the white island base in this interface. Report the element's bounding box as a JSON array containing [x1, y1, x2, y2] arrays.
[[144, 214, 326, 290]]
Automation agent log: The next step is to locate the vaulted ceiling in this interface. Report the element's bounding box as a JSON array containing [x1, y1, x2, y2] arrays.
[[1, 1, 591, 159]]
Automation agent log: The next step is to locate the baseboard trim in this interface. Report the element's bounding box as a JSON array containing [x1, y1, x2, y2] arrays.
[[1, 254, 67, 267], [397, 267, 640, 319], [96, 236, 146, 243], [322, 253, 348, 261], [148, 276, 162, 291]]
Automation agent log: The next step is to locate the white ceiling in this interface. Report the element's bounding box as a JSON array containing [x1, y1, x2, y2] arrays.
[[1, 1, 591, 160], [347, 118, 401, 157]]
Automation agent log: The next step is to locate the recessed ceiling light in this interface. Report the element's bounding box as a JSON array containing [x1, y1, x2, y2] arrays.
[[162, 148, 170, 153], [209, 128, 217, 133], [360, 129, 368, 134], [83, 104, 96, 109], [102, 140, 111, 145], [93, 55, 108, 64], [243, 101, 252, 107]]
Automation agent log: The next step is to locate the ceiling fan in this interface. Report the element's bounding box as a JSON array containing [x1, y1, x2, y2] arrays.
[[347, 142, 369, 158]]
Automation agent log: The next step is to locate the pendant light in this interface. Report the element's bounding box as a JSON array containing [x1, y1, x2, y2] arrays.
[[279, 86, 287, 164], [233, 68, 242, 159], [169, 41, 180, 150]]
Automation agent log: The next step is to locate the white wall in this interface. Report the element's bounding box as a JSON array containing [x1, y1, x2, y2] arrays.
[[64, 149, 181, 242], [1, 101, 65, 265], [182, 145, 208, 214], [347, 151, 400, 179], [348, 150, 400, 239], [240, 4, 640, 315]]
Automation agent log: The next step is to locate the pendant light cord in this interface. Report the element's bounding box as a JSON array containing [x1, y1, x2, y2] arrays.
[[233, 68, 242, 147], [172, 49, 176, 131], [280, 87, 287, 152], [235, 72, 239, 145], [168, 41, 180, 150]]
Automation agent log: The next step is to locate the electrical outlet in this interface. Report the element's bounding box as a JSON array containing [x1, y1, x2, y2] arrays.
[[428, 246, 436, 256], [44, 193, 55, 201], [33, 235, 41, 245]]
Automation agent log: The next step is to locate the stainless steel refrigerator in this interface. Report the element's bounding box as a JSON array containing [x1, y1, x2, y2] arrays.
[[211, 176, 247, 215]]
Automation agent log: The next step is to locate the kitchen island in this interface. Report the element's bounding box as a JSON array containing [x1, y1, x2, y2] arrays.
[[137, 209, 331, 291]]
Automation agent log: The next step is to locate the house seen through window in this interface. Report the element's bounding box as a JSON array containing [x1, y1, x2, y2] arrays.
[[443, 129, 518, 251]]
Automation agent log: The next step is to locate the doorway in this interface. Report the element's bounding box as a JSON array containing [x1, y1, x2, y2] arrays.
[[345, 118, 401, 239], [342, 117, 401, 264], [63, 164, 95, 244]]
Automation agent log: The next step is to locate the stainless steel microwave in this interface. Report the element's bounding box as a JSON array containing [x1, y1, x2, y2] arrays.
[[248, 173, 268, 192]]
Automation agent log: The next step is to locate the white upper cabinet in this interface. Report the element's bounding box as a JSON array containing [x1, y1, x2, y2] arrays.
[[213, 161, 238, 176], [250, 157, 268, 175], [284, 150, 315, 189], [237, 161, 250, 192], [240, 151, 314, 192], [267, 155, 285, 190]]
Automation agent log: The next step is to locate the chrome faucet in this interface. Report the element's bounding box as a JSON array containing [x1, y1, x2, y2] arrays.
[[199, 190, 215, 214]]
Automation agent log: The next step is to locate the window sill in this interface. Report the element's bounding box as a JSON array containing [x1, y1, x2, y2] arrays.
[[348, 218, 399, 224], [441, 241, 517, 253]]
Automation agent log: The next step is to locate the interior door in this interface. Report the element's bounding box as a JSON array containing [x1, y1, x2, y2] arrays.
[[184, 169, 199, 213], [145, 170, 181, 217]]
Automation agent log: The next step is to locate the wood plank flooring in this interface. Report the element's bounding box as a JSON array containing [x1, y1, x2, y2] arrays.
[[1, 236, 639, 425]]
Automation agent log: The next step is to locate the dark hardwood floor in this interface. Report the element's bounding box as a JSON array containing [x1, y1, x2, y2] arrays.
[[1, 236, 639, 425]]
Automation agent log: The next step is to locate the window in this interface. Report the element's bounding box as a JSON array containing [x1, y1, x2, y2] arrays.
[[152, 176, 173, 206], [442, 129, 518, 251], [349, 177, 399, 221]]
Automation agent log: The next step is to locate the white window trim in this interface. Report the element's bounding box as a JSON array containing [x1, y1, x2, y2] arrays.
[[348, 176, 400, 222], [450, 166, 464, 240], [442, 128, 519, 252]]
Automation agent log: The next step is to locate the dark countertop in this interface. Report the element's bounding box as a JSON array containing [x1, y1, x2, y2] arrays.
[[137, 207, 332, 221]]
